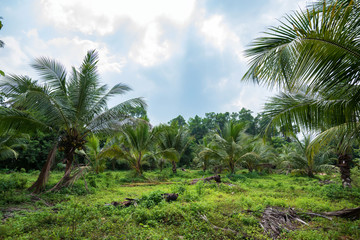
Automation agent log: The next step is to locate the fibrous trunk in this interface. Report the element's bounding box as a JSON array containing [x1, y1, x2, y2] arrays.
[[48, 148, 75, 191], [338, 154, 352, 188]]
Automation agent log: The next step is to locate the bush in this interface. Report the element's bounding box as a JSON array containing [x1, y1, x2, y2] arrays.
[[320, 184, 360, 202], [140, 190, 165, 208], [0, 174, 28, 192]]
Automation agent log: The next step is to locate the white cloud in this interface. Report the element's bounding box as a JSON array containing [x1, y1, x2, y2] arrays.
[[1, 29, 126, 77], [129, 23, 170, 67], [224, 85, 274, 114], [199, 14, 246, 63], [0, 36, 31, 75], [39, 0, 196, 35]]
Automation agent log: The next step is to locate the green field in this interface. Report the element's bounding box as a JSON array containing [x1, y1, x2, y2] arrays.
[[1, 169, 360, 240]]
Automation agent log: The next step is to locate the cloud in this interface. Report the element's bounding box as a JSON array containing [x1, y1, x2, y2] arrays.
[[198, 14, 246, 63], [1, 29, 126, 77], [129, 23, 171, 67], [39, 0, 196, 35]]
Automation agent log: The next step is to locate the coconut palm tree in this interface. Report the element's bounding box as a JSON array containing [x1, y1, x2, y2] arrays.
[[100, 122, 157, 176], [157, 125, 191, 173], [80, 135, 109, 174], [194, 136, 215, 172], [206, 122, 249, 174], [0, 50, 145, 192], [243, 0, 360, 186]]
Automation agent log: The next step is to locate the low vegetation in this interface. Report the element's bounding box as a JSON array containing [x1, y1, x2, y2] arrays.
[[1, 169, 360, 239]]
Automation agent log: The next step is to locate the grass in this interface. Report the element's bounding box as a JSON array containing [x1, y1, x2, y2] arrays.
[[1, 168, 360, 239]]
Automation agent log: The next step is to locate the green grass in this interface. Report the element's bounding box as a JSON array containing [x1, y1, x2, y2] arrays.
[[1, 169, 360, 239]]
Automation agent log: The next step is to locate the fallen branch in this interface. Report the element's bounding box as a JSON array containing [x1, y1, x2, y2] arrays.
[[322, 207, 360, 220]]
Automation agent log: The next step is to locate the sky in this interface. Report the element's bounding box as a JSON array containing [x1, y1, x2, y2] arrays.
[[0, 0, 308, 124]]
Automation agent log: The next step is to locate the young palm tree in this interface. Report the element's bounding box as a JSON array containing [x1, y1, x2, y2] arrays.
[[157, 125, 191, 173], [0, 50, 145, 192], [207, 122, 249, 174], [194, 136, 214, 172], [100, 122, 157, 176], [81, 135, 108, 174]]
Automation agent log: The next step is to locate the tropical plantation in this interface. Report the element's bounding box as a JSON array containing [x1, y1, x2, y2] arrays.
[[1, 0, 360, 239]]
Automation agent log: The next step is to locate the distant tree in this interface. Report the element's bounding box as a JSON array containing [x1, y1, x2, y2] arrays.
[[188, 115, 208, 142], [123, 105, 148, 120], [168, 115, 186, 127]]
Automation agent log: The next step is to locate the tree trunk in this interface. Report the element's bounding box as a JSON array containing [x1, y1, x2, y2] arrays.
[[229, 161, 235, 174], [48, 148, 74, 192], [172, 161, 177, 173], [338, 154, 352, 188], [28, 143, 58, 193]]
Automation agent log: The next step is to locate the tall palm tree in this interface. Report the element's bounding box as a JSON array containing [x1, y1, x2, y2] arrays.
[[243, 0, 360, 187], [0, 50, 145, 192], [157, 125, 191, 173]]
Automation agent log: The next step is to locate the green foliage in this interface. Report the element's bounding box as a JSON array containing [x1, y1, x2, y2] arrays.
[[0, 171, 360, 239], [140, 190, 165, 208], [0, 173, 28, 192]]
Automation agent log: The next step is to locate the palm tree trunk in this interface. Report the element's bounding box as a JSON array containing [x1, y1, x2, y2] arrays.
[[338, 154, 352, 188], [48, 148, 75, 192], [137, 154, 143, 176], [28, 143, 58, 193], [172, 161, 177, 173], [229, 160, 235, 174]]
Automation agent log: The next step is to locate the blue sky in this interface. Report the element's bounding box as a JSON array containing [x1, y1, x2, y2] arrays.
[[1, 0, 307, 124]]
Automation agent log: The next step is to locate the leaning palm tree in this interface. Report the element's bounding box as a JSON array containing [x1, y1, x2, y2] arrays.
[[0, 50, 145, 192], [243, 0, 360, 187]]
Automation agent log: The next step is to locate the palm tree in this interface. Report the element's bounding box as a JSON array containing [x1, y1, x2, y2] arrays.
[[0, 50, 145, 192], [194, 136, 214, 172], [157, 125, 191, 173], [243, 0, 360, 187], [80, 135, 108, 174], [204, 122, 250, 174], [100, 122, 156, 176]]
